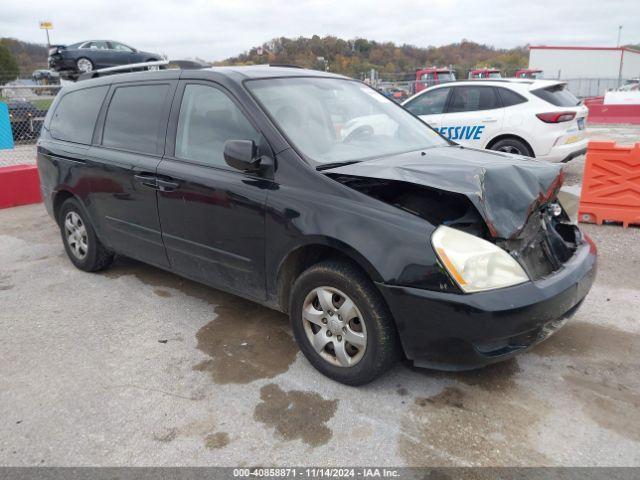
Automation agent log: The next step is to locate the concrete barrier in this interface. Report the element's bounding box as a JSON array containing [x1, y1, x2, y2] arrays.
[[584, 96, 640, 124], [0, 165, 42, 209]]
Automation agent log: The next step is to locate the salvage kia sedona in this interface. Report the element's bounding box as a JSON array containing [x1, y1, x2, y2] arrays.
[[36, 66, 596, 385]]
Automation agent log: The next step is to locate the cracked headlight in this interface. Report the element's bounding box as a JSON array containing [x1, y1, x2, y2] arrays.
[[432, 226, 529, 293]]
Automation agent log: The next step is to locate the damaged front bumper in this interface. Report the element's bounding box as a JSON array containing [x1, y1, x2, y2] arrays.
[[377, 237, 597, 371]]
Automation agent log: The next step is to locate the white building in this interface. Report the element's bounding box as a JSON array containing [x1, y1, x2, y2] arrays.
[[529, 46, 640, 97]]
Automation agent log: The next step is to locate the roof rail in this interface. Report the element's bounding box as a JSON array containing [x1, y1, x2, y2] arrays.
[[77, 60, 171, 81], [268, 64, 303, 69]]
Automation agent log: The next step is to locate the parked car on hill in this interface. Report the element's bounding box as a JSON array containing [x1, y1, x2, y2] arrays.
[[48, 40, 162, 78]]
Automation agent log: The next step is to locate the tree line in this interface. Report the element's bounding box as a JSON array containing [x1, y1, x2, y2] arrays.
[[0, 38, 48, 83], [213, 36, 532, 79]]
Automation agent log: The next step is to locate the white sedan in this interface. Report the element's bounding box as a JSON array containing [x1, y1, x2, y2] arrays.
[[401, 79, 589, 162]]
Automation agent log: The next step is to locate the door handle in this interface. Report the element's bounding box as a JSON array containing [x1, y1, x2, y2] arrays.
[[482, 118, 498, 123], [156, 179, 180, 192], [133, 173, 157, 189]]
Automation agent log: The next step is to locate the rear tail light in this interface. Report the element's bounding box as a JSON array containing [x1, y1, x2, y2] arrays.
[[536, 111, 576, 123]]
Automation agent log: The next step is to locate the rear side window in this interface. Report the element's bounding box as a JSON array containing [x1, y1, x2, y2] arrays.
[[50, 86, 108, 144], [497, 87, 528, 107], [532, 84, 580, 107], [405, 87, 450, 116], [102, 84, 170, 154], [448, 86, 500, 112]]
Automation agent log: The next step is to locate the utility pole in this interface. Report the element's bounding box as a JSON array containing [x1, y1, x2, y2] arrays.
[[617, 25, 624, 88], [39, 21, 53, 47], [617, 25, 623, 47]]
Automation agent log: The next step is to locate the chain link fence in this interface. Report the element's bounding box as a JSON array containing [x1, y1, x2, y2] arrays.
[[0, 83, 61, 168], [562, 78, 622, 99]]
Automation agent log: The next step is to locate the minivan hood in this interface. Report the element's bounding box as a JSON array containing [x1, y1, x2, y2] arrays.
[[325, 146, 564, 239]]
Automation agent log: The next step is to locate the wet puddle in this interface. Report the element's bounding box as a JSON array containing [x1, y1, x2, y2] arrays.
[[563, 362, 640, 442], [205, 432, 230, 449], [533, 321, 640, 360], [193, 299, 297, 384], [105, 257, 299, 384], [399, 359, 549, 466], [253, 383, 338, 447]]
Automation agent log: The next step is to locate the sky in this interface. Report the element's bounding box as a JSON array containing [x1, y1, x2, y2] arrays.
[[2, 0, 639, 61]]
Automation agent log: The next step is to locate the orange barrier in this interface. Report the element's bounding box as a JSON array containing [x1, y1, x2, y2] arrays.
[[0, 165, 42, 209], [578, 141, 640, 227]]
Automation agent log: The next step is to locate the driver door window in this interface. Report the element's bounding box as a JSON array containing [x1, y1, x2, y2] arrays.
[[404, 87, 450, 130], [174, 84, 260, 168], [81, 41, 109, 50], [110, 42, 134, 52]]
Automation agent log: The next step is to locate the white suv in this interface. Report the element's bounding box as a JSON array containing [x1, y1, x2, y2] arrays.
[[402, 79, 589, 162]]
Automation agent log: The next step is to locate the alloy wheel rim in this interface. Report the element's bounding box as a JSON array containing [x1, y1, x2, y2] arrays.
[[64, 211, 88, 260], [302, 286, 367, 368], [77, 59, 93, 72]]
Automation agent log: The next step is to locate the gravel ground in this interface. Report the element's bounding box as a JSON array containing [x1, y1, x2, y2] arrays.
[[1, 125, 639, 467]]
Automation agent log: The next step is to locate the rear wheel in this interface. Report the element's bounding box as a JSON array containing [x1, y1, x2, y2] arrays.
[[489, 138, 533, 157], [76, 57, 94, 73], [290, 260, 401, 385], [58, 198, 113, 272]]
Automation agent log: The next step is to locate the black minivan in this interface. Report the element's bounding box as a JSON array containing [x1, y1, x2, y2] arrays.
[[37, 66, 596, 385]]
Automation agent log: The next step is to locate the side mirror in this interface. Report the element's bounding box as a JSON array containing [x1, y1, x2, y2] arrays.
[[224, 140, 261, 172]]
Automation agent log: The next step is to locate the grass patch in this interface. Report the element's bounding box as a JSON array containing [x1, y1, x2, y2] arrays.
[[31, 98, 54, 110]]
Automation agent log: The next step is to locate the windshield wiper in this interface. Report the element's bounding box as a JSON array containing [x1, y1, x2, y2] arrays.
[[316, 160, 362, 171]]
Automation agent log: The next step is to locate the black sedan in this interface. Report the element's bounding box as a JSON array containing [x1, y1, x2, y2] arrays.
[[48, 40, 162, 77]]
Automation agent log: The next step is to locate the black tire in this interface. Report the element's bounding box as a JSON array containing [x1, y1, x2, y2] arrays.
[[58, 198, 113, 272], [489, 138, 533, 157], [289, 260, 401, 385]]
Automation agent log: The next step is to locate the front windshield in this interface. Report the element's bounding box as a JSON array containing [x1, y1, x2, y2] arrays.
[[246, 77, 446, 165]]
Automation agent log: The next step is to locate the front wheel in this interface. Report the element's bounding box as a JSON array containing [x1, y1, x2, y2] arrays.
[[290, 260, 401, 385]]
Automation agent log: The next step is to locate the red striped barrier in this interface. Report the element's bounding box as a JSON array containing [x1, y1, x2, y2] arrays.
[[586, 99, 640, 124], [587, 104, 640, 124], [0, 165, 42, 209]]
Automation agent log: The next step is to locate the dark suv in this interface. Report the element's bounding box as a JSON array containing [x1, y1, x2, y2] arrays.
[[36, 66, 596, 385]]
